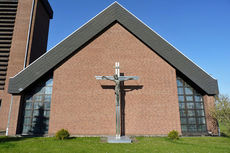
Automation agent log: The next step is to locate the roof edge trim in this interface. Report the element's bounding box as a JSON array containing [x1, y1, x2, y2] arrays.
[[10, 2, 118, 80], [116, 2, 217, 80], [8, 2, 218, 95]]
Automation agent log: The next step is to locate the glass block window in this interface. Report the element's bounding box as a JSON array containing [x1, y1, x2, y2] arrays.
[[177, 76, 207, 135], [21, 76, 53, 135]]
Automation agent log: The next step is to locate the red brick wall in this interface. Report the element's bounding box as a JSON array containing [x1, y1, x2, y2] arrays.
[[0, 0, 51, 135], [7, 95, 21, 135], [0, 0, 34, 132], [203, 95, 218, 135], [49, 23, 181, 136]]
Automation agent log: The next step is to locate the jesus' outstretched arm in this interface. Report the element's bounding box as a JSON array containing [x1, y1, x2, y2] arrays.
[[102, 76, 115, 81], [123, 78, 134, 81], [119, 76, 139, 81]]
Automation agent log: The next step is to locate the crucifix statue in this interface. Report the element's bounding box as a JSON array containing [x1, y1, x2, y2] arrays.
[[95, 62, 139, 138]]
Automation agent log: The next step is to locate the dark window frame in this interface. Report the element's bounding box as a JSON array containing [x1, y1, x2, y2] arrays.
[[177, 76, 207, 135], [21, 76, 53, 135]]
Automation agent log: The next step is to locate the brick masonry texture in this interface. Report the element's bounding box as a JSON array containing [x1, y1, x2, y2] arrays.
[[0, 0, 33, 132], [0, 0, 51, 134], [203, 95, 218, 135], [2, 21, 218, 136], [49, 23, 182, 136]]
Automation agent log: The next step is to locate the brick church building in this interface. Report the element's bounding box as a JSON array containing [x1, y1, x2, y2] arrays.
[[0, 1, 218, 136]]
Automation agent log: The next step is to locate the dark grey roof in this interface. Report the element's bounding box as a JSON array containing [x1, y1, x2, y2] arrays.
[[8, 2, 218, 95]]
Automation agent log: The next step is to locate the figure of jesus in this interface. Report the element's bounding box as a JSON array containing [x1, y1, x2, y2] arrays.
[[95, 62, 139, 138], [102, 74, 135, 106]]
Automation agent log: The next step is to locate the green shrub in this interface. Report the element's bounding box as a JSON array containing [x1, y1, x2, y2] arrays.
[[55, 129, 70, 140], [168, 130, 179, 140]]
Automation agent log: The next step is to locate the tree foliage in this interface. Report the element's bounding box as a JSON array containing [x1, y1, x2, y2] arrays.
[[211, 94, 230, 133]]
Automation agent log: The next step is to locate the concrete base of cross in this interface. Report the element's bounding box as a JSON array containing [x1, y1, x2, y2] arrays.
[[107, 136, 132, 143]]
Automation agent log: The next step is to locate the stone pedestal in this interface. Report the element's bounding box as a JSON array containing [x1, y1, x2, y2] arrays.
[[107, 136, 132, 143]]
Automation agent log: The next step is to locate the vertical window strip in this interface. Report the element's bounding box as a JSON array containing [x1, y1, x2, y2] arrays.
[[22, 77, 53, 135], [177, 76, 207, 135]]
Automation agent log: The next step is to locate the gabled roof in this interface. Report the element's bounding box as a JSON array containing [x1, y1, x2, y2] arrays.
[[8, 2, 218, 95]]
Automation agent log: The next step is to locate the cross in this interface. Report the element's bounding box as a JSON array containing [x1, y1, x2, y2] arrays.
[[95, 62, 139, 138]]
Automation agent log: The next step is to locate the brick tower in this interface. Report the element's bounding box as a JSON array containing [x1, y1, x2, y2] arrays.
[[0, 0, 53, 135]]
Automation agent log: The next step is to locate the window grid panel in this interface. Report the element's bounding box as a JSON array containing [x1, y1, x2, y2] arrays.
[[22, 77, 53, 135], [176, 76, 207, 135]]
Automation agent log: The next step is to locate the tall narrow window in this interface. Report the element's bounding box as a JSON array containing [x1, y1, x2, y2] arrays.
[[0, 99, 2, 108], [21, 76, 53, 135], [177, 76, 207, 135]]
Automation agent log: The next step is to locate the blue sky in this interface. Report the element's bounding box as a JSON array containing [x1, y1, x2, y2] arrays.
[[48, 0, 230, 95]]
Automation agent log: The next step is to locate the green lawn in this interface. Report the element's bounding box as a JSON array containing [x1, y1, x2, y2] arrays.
[[0, 136, 230, 153]]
